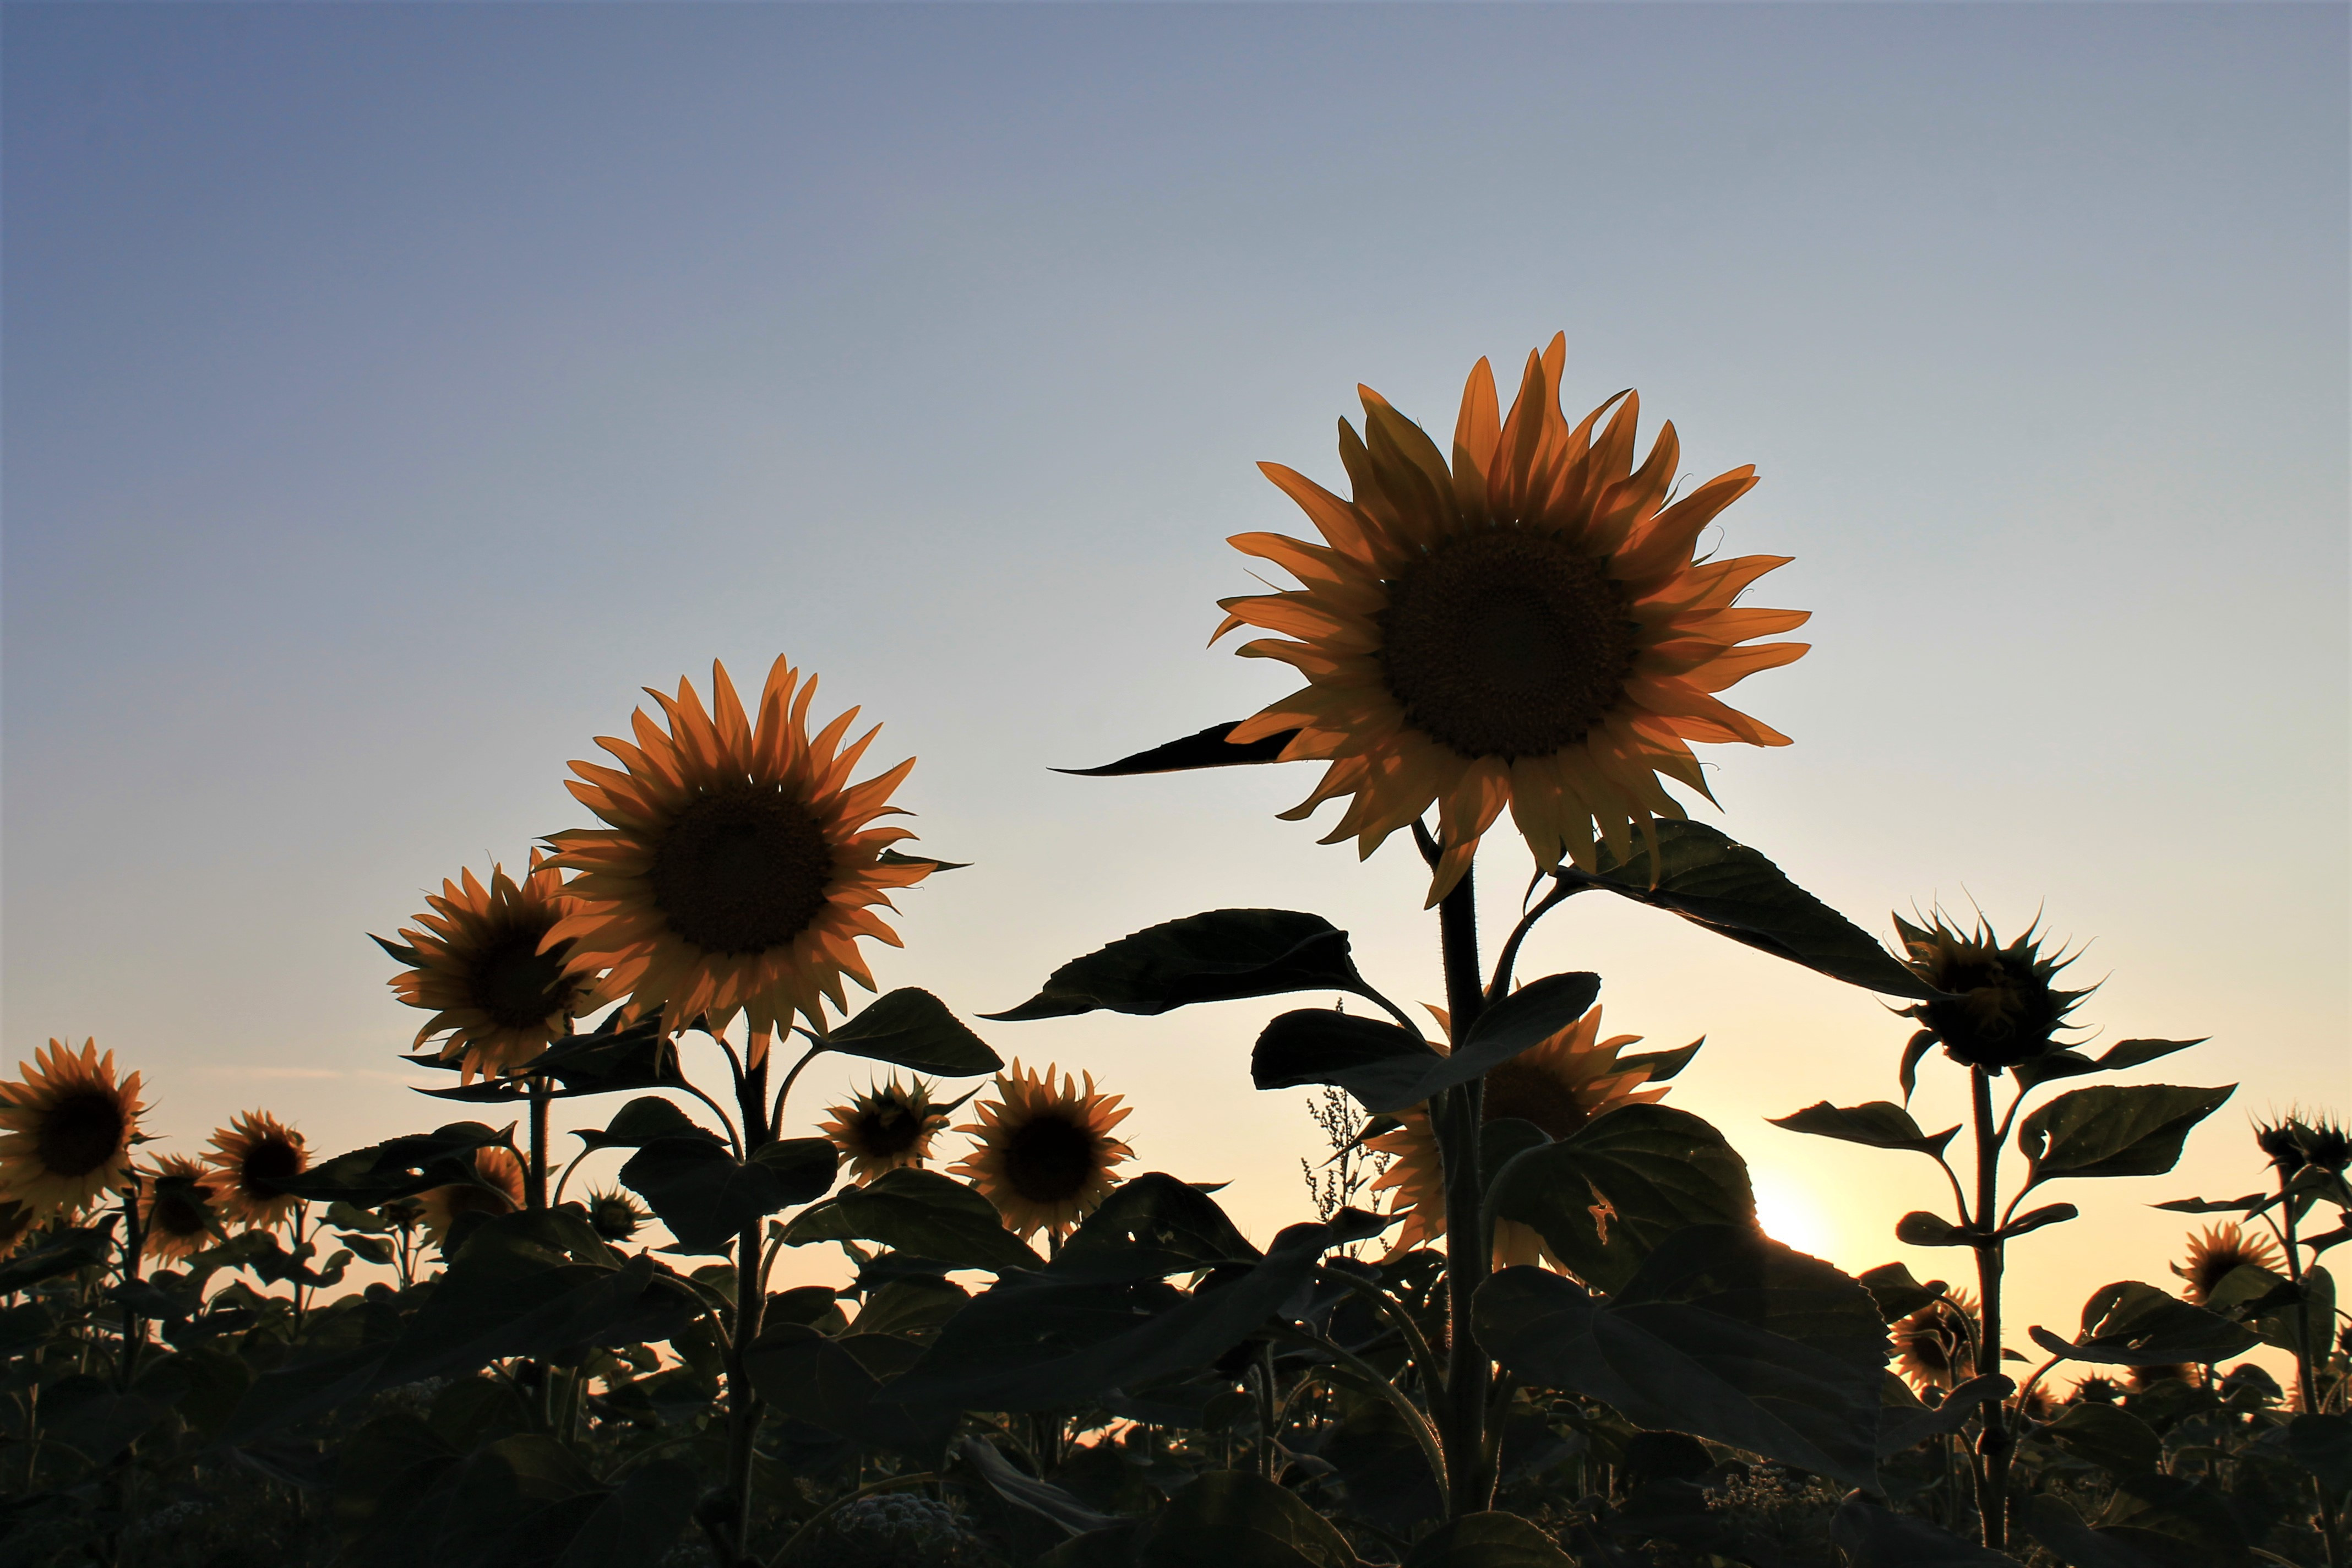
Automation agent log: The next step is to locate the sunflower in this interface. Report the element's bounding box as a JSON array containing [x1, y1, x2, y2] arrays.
[[543, 656, 933, 1039], [139, 1154, 223, 1263], [2174, 1221, 2284, 1305], [1894, 913, 2093, 1074], [2070, 1376, 2121, 1405], [585, 1186, 650, 1243], [388, 851, 619, 1082], [1216, 337, 1807, 903], [0, 1200, 36, 1261], [417, 1146, 527, 1246], [2128, 1364, 2196, 1391], [821, 1077, 951, 1184], [205, 1111, 310, 1231], [0, 1039, 146, 1215], [950, 1061, 1133, 1240], [1893, 1289, 1980, 1392], [1365, 1003, 1666, 1266]]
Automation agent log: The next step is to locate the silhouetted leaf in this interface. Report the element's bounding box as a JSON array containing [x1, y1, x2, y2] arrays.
[[1400, 1512, 1574, 1567], [550, 1458, 701, 1568], [0, 1224, 116, 1293], [1486, 1106, 1754, 1293], [1474, 1227, 1888, 1490], [1135, 1471, 1359, 1568], [1877, 1374, 2011, 1456], [988, 910, 1371, 1021], [1253, 1010, 1439, 1112], [519, 1014, 683, 1097], [2019, 1085, 2235, 1185], [2041, 1403, 2160, 1474], [2018, 1039, 2208, 1091], [1857, 1262, 1946, 1325], [622, 1137, 832, 1254], [744, 1322, 954, 1458], [1770, 1101, 1960, 1158], [1059, 721, 1300, 777], [2026, 1281, 2259, 1368], [2150, 1193, 2263, 1215], [878, 848, 971, 873], [1615, 1038, 1704, 1084], [823, 988, 1001, 1076], [1064, 1172, 1261, 1265], [2001, 1203, 2079, 1240], [575, 1097, 721, 1151], [274, 1123, 516, 1205], [956, 1435, 1117, 1537], [2288, 1413, 2352, 1491], [2018, 1494, 2172, 1568], [782, 1167, 1042, 1275], [1562, 820, 1938, 999], [1831, 1499, 2024, 1565], [1895, 1212, 1978, 1248]]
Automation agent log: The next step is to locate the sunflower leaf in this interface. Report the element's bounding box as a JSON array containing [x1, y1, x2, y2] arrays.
[[1769, 1101, 1961, 1158], [0, 1224, 117, 1294], [621, 1137, 829, 1254], [1057, 721, 1302, 777], [1856, 1262, 1946, 1324], [2026, 1280, 2259, 1367], [518, 1015, 685, 1098], [575, 1097, 722, 1151], [2039, 1402, 2162, 1474], [744, 1321, 955, 1460], [1251, 1010, 1441, 1113], [1063, 1172, 1262, 1264], [1831, 1500, 2025, 1566], [1485, 1105, 1754, 1293], [986, 909, 1373, 1022], [956, 1435, 1118, 1539], [1615, 1037, 1705, 1084], [2018, 1085, 2236, 1187], [1878, 1373, 2012, 1456], [1451, 972, 1603, 1080], [1562, 820, 1938, 1000], [1398, 1510, 1575, 1567], [782, 1167, 1043, 1275], [1135, 1471, 1360, 1568], [823, 988, 1001, 1076]]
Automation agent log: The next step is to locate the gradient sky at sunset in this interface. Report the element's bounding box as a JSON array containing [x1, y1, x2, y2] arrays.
[[6, 3, 2346, 1354]]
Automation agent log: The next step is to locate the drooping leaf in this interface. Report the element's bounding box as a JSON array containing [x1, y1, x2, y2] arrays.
[[2040, 1402, 2160, 1474], [549, 1458, 702, 1568], [1063, 1172, 1262, 1265], [876, 847, 972, 873], [1485, 1105, 1754, 1293], [0, 1224, 116, 1293], [1479, 1120, 1553, 1196], [274, 1123, 517, 1205], [1856, 1262, 1946, 1325], [1769, 1101, 1960, 1158], [2001, 1203, 2079, 1240], [2018, 1039, 2208, 1091], [956, 1435, 1117, 1537], [1562, 820, 1939, 1000], [1059, 721, 1301, 777], [2149, 1193, 2264, 1215], [1134, 1470, 1360, 1568], [781, 1167, 1042, 1275], [1877, 1373, 2011, 1456], [574, 1097, 722, 1151], [1473, 1226, 1889, 1490], [620, 1137, 834, 1254], [2019, 1085, 2235, 1185], [2024, 1280, 2260, 1368], [823, 988, 1002, 1076], [1400, 1511, 1575, 1567], [987, 910, 1372, 1022], [1252, 1011, 1442, 1113], [743, 1322, 954, 1458], [1831, 1500, 2025, 1566], [518, 1014, 684, 1097], [1615, 1038, 1704, 1084], [750, 1137, 843, 1204]]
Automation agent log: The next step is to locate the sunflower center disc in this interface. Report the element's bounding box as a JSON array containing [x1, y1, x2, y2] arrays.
[[473, 931, 574, 1030], [36, 1090, 125, 1177], [154, 1191, 207, 1239], [649, 785, 835, 955], [856, 1103, 925, 1158], [240, 1138, 303, 1193], [1378, 527, 1636, 759], [1482, 1060, 1597, 1141], [1003, 1114, 1098, 1204]]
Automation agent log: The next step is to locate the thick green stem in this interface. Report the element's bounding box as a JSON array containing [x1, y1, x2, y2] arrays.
[[2280, 1173, 2345, 1566], [526, 1076, 551, 1212], [725, 1039, 775, 1558], [1433, 857, 1493, 1517], [1967, 1069, 2012, 1551]]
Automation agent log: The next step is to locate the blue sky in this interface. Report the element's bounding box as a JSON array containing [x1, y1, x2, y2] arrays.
[[6, 2, 2345, 1338]]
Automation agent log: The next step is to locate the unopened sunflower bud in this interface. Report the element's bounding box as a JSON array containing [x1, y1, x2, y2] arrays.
[[1893, 913, 2093, 1074]]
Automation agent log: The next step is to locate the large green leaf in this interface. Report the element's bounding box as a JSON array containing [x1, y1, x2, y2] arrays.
[[274, 1122, 517, 1205], [2013, 1038, 2207, 1091], [1472, 1226, 1889, 1490], [619, 1136, 835, 1254], [1063, 1172, 1262, 1265], [1059, 720, 1300, 776], [1135, 1471, 1359, 1568], [781, 1166, 1043, 1275], [2017, 1494, 2173, 1568], [1831, 1500, 2025, 1566], [421, 1014, 683, 1103], [1856, 1262, 1947, 1325], [1876, 1373, 2011, 1456], [1252, 1010, 1441, 1112], [956, 1435, 1118, 1538], [1770, 1101, 1961, 1158], [2025, 1280, 2259, 1368], [549, 1458, 701, 1568], [823, 987, 1002, 1076], [574, 1096, 721, 1151], [2019, 1085, 2235, 1185], [1400, 1512, 1574, 1567], [2041, 1403, 2161, 1473], [744, 1322, 954, 1458], [0, 1223, 116, 1293], [1561, 820, 1937, 1000], [987, 910, 1372, 1021], [1485, 1105, 1754, 1293]]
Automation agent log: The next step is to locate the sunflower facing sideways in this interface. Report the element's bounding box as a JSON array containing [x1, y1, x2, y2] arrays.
[[543, 656, 934, 1041], [387, 850, 619, 1082], [0, 1038, 146, 1215], [1217, 336, 1809, 903], [1893, 1289, 1980, 1393], [139, 1154, 223, 1263], [821, 1076, 952, 1184], [951, 1061, 1134, 1240], [418, 1146, 527, 1246], [1366, 1003, 1667, 1266], [2174, 1221, 2284, 1305], [205, 1110, 310, 1231]]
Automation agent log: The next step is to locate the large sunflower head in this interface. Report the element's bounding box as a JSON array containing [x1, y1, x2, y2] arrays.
[[1893, 1289, 1979, 1392], [543, 656, 934, 1038], [821, 1076, 951, 1184], [2174, 1221, 2283, 1305], [417, 1146, 527, 1247], [139, 1153, 224, 1264], [388, 850, 619, 1082], [205, 1111, 310, 1231], [1216, 337, 1809, 903], [1894, 913, 2093, 1074], [950, 1061, 1134, 1240], [0, 1039, 146, 1215], [1365, 1003, 1667, 1265]]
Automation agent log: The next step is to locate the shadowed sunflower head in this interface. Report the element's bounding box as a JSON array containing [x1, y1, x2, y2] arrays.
[[2173, 1221, 2283, 1305], [2256, 1114, 2352, 1177], [205, 1111, 310, 1231], [139, 1154, 224, 1263], [585, 1186, 649, 1243], [821, 1076, 951, 1184], [2071, 1375, 2121, 1405], [1216, 336, 1809, 905], [1894, 913, 2093, 1074], [950, 1061, 1133, 1240], [0, 1038, 146, 1215], [0, 1200, 37, 1261], [2128, 1364, 2196, 1391], [543, 656, 934, 1041], [418, 1146, 526, 1247], [1893, 1289, 1978, 1392], [387, 850, 619, 1083], [1366, 1002, 1667, 1265]]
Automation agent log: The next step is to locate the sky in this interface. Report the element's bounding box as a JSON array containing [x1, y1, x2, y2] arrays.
[[5, 2, 2346, 1364]]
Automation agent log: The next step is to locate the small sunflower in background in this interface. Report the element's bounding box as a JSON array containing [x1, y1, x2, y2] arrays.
[[544, 656, 934, 1044], [821, 1077, 951, 1184], [585, 1186, 649, 1244], [205, 1111, 309, 1231], [2174, 1221, 2284, 1304], [1366, 1003, 1667, 1265], [139, 1154, 222, 1263], [951, 1061, 1133, 1240], [2071, 1376, 2122, 1405], [1892, 1289, 1979, 1392], [1894, 913, 2093, 1074], [0, 1038, 146, 1215], [0, 1200, 36, 1261], [386, 851, 618, 1082], [418, 1146, 527, 1246], [1217, 336, 1808, 904], [2128, 1363, 2197, 1391]]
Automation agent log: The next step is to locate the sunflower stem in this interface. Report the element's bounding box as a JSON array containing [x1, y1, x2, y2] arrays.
[[116, 1175, 145, 1392], [1432, 855, 1495, 1518], [726, 1032, 774, 1559], [526, 1076, 551, 1213], [1967, 1068, 2013, 1551], [2278, 1159, 2345, 1566]]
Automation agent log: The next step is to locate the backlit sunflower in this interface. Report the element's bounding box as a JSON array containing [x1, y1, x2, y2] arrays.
[[139, 1154, 223, 1263], [951, 1061, 1133, 1240], [205, 1111, 309, 1231], [0, 1039, 146, 1215], [388, 851, 619, 1082], [1893, 1289, 1979, 1392], [543, 656, 933, 1039], [1217, 337, 1808, 903], [586, 1186, 649, 1243], [821, 1076, 951, 1184], [1365, 1003, 1666, 1266], [418, 1146, 526, 1246], [0, 1200, 36, 1261], [2174, 1221, 2283, 1305]]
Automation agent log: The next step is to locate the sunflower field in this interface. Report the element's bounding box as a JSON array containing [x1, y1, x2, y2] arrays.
[[3, 342, 2345, 1568]]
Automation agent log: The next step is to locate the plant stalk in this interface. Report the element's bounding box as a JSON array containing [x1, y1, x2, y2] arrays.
[[1433, 855, 1493, 1517], [527, 1075, 552, 1212], [2279, 1165, 2345, 1567], [1968, 1068, 2012, 1551]]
